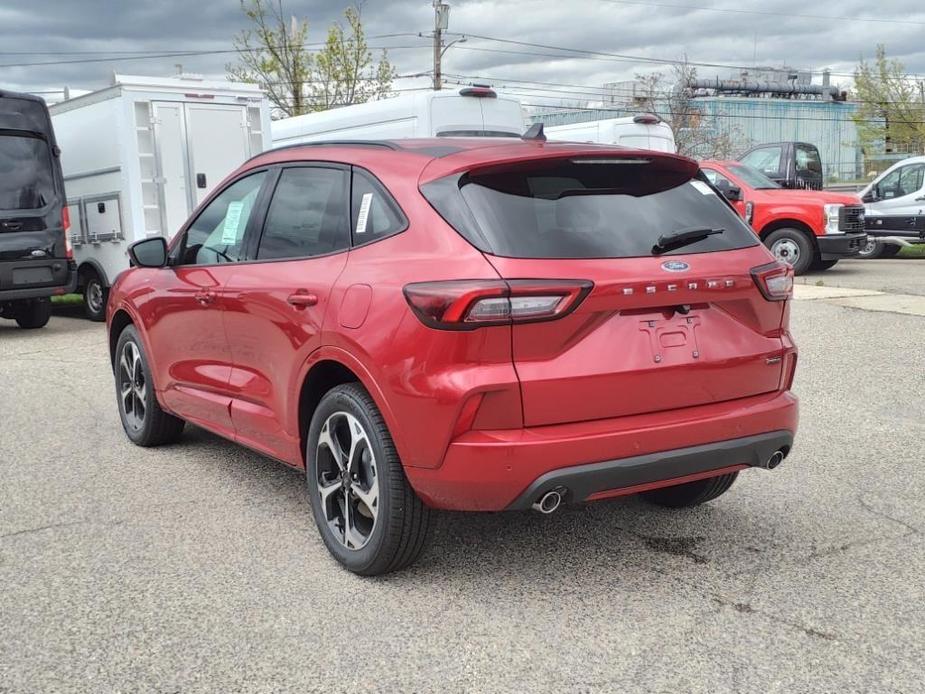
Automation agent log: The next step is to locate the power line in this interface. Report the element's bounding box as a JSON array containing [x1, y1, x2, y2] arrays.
[[598, 0, 925, 27]]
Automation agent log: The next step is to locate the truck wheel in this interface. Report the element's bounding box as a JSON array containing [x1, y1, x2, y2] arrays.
[[858, 239, 885, 259], [82, 270, 108, 322], [810, 258, 839, 271], [14, 298, 52, 329], [307, 383, 431, 576], [764, 228, 814, 275], [641, 472, 739, 508]]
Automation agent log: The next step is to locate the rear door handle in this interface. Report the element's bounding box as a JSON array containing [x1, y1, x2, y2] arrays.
[[287, 291, 319, 308], [195, 290, 216, 305]]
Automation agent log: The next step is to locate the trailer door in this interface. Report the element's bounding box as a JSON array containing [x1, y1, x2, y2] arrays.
[[185, 103, 250, 206], [151, 102, 190, 237]]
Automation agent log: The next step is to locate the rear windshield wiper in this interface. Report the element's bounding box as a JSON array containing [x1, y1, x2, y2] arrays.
[[652, 227, 724, 255]]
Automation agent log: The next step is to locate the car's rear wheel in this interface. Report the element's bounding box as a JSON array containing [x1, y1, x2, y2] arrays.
[[307, 383, 430, 576], [114, 325, 184, 446], [82, 270, 108, 322], [640, 472, 739, 508], [13, 298, 51, 329], [764, 228, 814, 275]]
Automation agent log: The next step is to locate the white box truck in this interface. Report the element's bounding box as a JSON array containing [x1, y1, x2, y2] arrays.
[[545, 114, 676, 153], [49, 74, 271, 319], [271, 86, 524, 145]]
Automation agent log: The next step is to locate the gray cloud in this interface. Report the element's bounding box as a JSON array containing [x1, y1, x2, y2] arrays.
[[1, 0, 923, 102]]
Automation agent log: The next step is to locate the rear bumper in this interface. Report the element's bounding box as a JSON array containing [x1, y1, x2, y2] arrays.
[[405, 390, 799, 511], [0, 260, 77, 301], [817, 232, 867, 260]]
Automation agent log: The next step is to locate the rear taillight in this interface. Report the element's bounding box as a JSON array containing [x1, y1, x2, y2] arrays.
[[403, 279, 593, 330], [62, 207, 73, 260], [751, 262, 793, 301]]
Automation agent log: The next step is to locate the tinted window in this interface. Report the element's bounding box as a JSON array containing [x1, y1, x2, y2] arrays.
[[351, 170, 406, 245], [795, 145, 822, 174], [257, 167, 348, 260], [177, 172, 266, 265], [423, 160, 758, 259], [741, 146, 783, 176], [0, 134, 55, 210]]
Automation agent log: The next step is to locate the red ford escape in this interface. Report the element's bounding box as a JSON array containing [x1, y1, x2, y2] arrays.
[[107, 134, 798, 575]]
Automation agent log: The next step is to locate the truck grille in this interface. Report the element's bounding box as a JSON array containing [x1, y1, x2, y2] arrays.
[[839, 205, 866, 233]]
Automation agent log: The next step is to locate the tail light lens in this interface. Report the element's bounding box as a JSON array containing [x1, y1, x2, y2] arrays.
[[751, 262, 793, 301], [62, 207, 73, 260], [403, 279, 593, 330]]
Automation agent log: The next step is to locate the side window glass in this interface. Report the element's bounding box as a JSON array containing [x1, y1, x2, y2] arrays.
[[878, 168, 903, 198], [257, 167, 349, 260], [702, 169, 732, 188], [177, 172, 266, 265], [741, 146, 782, 176], [351, 170, 406, 245], [898, 164, 925, 196]]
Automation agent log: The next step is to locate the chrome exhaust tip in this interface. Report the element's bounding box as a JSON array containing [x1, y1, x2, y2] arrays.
[[765, 450, 786, 470], [532, 489, 563, 514]]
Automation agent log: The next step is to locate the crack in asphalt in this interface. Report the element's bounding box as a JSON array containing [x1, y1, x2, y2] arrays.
[[710, 597, 838, 641]]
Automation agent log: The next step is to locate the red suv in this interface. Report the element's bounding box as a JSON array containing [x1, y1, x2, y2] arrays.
[[108, 138, 798, 575]]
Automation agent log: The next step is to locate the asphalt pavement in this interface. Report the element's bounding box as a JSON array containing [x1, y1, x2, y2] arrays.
[[1, 259, 923, 692]]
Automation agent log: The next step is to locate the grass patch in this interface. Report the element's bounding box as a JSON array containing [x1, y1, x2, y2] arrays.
[[50, 293, 84, 306], [898, 245, 925, 259]]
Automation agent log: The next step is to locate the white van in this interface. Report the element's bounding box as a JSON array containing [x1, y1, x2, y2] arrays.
[[857, 155, 925, 258], [50, 74, 271, 319], [545, 114, 676, 153], [271, 87, 524, 145]]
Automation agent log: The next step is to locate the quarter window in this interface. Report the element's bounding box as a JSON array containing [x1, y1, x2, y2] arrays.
[[176, 171, 267, 265], [351, 170, 406, 245], [257, 167, 349, 260]]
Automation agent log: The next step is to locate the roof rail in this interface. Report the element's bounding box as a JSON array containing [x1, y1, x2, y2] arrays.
[[244, 139, 400, 165]]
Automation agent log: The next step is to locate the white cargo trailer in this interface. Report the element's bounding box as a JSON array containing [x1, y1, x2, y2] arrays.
[[49, 74, 271, 319], [271, 86, 524, 145], [546, 114, 676, 153]]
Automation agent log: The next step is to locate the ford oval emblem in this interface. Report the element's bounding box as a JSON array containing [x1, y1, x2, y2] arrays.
[[661, 260, 689, 272], [30, 249, 47, 258]]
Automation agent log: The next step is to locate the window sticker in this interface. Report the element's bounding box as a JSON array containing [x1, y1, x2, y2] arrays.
[[689, 180, 715, 196], [356, 192, 373, 234], [221, 200, 245, 244]]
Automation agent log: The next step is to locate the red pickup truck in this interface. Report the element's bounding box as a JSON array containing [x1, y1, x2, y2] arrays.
[[701, 161, 867, 275]]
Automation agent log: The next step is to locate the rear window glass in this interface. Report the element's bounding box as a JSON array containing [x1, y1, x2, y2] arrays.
[[0, 134, 55, 210], [422, 159, 758, 259]]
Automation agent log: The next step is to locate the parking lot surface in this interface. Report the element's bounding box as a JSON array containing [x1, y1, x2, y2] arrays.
[[1, 259, 923, 692]]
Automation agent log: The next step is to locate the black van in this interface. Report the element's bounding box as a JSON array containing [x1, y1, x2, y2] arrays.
[[0, 90, 76, 329], [738, 141, 824, 191]]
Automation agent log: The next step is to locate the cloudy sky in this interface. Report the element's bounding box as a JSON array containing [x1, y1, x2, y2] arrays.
[[2, 0, 923, 103]]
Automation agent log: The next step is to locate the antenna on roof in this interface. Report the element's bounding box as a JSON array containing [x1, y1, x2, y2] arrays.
[[521, 123, 546, 142]]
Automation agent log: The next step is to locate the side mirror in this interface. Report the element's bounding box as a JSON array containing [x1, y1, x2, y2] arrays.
[[861, 188, 877, 203], [724, 185, 743, 202], [128, 237, 168, 268]]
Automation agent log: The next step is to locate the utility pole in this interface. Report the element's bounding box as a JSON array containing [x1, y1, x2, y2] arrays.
[[433, 1, 449, 90]]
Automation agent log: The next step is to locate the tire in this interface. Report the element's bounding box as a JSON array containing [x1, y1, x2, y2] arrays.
[[763, 228, 814, 275], [810, 258, 839, 271], [880, 244, 902, 258], [306, 382, 430, 576], [82, 270, 108, 322], [858, 239, 885, 259], [13, 298, 51, 329], [641, 472, 739, 508], [114, 325, 185, 446]]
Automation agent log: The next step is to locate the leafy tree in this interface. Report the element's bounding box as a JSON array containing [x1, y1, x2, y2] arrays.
[[635, 60, 746, 159], [853, 45, 925, 156], [228, 1, 397, 118]]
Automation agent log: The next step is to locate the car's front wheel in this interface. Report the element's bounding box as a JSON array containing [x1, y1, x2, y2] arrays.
[[114, 325, 185, 446], [764, 228, 814, 275], [640, 472, 739, 508], [307, 383, 430, 576]]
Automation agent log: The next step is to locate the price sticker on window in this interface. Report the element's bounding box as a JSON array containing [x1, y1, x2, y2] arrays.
[[689, 180, 715, 196], [221, 201, 245, 244], [356, 193, 373, 234]]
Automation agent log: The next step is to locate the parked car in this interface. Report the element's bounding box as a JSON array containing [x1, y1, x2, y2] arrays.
[[0, 89, 76, 329], [50, 74, 272, 321], [271, 86, 523, 146], [546, 114, 676, 152], [738, 141, 824, 190], [701, 160, 866, 274], [108, 137, 799, 575], [858, 155, 925, 259]]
